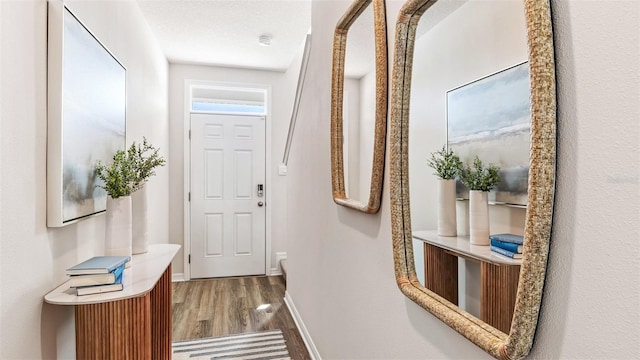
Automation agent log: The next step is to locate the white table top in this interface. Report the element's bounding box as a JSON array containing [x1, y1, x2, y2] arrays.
[[413, 230, 521, 266], [44, 244, 180, 305]]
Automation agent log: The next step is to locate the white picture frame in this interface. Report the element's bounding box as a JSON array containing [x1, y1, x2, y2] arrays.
[[47, 2, 126, 227]]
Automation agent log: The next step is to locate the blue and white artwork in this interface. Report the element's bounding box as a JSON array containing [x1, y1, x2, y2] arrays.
[[61, 8, 126, 222], [447, 62, 530, 206]]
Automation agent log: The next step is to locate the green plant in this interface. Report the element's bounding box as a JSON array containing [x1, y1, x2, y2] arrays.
[[128, 137, 166, 191], [96, 138, 166, 198], [426, 145, 462, 180], [460, 156, 500, 192]]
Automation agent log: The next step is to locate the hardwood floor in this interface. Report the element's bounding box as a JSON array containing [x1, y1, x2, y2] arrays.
[[172, 275, 310, 360]]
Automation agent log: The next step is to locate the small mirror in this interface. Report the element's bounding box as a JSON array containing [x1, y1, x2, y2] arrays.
[[331, 0, 387, 213], [389, 0, 556, 358]]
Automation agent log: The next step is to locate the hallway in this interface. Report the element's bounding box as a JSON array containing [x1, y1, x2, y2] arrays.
[[172, 276, 311, 359]]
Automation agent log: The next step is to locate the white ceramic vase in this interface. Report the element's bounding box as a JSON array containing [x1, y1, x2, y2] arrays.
[[437, 179, 457, 236], [105, 196, 132, 266], [469, 190, 490, 245], [132, 186, 149, 254]]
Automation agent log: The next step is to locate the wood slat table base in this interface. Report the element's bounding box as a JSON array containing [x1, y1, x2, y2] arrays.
[[75, 264, 172, 359], [423, 243, 520, 333], [424, 243, 458, 305], [481, 262, 520, 334]]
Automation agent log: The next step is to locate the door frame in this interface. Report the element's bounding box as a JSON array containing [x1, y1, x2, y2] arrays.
[[183, 79, 273, 281]]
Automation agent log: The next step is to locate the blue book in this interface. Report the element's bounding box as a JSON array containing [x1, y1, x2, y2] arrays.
[[489, 233, 524, 245], [490, 238, 523, 254], [66, 256, 130, 275], [491, 245, 523, 259], [76, 267, 124, 296], [68, 263, 125, 288]]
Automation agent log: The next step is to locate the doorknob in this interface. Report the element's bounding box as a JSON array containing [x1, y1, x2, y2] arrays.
[[258, 201, 264, 207]]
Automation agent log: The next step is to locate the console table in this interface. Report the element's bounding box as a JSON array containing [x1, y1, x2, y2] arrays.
[[413, 230, 521, 333], [45, 244, 180, 359]]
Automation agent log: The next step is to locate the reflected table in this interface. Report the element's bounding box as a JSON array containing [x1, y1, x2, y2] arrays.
[[413, 230, 521, 333]]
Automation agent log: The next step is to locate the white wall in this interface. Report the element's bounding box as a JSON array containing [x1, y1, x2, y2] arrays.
[[286, 0, 639, 359], [168, 56, 302, 276], [0, 0, 168, 358]]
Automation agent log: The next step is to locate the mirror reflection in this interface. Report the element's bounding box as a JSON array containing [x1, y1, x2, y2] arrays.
[[342, 4, 376, 202], [409, 0, 530, 334]]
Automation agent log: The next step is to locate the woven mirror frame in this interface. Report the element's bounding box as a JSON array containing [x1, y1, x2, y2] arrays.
[[330, 0, 388, 213], [389, 0, 556, 358]]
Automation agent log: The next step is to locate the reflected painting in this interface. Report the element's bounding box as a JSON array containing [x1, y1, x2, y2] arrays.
[[447, 62, 530, 206]]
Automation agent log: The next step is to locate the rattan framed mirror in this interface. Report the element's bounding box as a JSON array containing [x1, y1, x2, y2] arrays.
[[331, 0, 388, 213], [389, 0, 556, 358]]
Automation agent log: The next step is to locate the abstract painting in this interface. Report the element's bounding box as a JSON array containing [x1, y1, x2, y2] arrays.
[[447, 62, 530, 206], [47, 3, 126, 227]]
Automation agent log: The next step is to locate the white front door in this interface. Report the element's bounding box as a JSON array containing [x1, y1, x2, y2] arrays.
[[190, 113, 266, 278]]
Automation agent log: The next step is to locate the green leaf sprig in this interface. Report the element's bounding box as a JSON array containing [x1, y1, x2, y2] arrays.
[[96, 137, 166, 198], [128, 137, 166, 192], [459, 156, 500, 192], [426, 145, 463, 180]]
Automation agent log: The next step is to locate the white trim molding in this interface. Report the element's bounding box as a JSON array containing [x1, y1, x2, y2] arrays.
[[172, 273, 186, 282], [270, 252, 287, 276], [284, 291, 321, 360]]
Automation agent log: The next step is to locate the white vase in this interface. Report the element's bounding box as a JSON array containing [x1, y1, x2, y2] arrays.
[[469, 190, 490, 245], [105, 196, 132, 266], [437, 179, 457, 236], [132, 186, 149, 254]]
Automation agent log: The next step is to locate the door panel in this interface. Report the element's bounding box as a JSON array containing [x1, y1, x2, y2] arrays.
[[190, 113, 266, 278], [205, 214, 223, 256]]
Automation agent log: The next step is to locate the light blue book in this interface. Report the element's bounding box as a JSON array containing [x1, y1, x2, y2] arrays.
[[66, 256, 130, 275]]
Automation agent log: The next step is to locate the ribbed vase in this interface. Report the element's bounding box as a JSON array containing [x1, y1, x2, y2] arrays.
[[437, 179, 457, 236], [105, 196, 132, 266], [469, 190, 490, 245]]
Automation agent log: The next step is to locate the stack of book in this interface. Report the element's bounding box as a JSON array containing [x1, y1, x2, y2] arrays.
[[490, 233, 524, 259], [66, 256, 130, 296]]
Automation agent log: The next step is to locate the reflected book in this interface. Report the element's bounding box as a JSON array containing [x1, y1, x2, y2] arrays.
[[490, 245, 522, 259], [489, 233, 524, 245], [490, 238, 523, 254]]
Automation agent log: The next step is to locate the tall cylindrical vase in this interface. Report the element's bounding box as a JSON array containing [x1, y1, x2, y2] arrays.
[[105, 196, 132, 266], [469, 190, 490, 245], [437, 179, 457, 236], [132, 186, 149, 254]]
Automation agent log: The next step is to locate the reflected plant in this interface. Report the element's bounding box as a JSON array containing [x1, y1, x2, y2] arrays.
[[460, 156, 500, 192], [427, 145, 462, 180]]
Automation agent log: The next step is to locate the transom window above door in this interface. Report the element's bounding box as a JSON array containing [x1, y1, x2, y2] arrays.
[[190, 85, 267, 116]]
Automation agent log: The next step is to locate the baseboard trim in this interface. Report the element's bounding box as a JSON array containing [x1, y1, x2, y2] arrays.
[[269, 252, 287, 276], [284, 291, 321, 360], [269, 268, 283, 276], [172, 273, 185, 282]]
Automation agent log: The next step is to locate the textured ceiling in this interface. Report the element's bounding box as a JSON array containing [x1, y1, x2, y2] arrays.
[[136, 0, 311, 71]]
